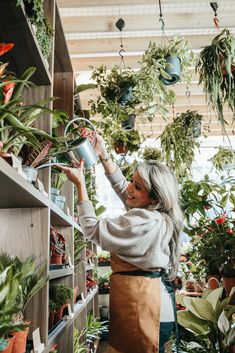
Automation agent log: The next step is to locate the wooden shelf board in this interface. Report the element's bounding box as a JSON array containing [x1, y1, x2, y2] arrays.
[[48, 319, 73, 346], [49, 268, 74, 280], [50, 202, 74, 226], [0, 158, 49, 208], [86, 287, 98, 303], [0, 0, 51, 85]]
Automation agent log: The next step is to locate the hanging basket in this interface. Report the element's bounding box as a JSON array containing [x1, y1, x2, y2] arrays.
[[160, 56, 181, 85], [121, 114, 136, 131]]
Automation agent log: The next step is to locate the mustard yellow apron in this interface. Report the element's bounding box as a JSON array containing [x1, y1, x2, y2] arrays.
[[108, 254, 161, 353]]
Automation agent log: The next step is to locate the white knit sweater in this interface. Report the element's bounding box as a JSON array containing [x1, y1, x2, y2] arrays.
[[77, 166, 173, 272]]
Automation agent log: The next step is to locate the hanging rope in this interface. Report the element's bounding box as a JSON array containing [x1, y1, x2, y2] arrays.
[[116, 18, 126, 69], [210, 2, 219, 30]]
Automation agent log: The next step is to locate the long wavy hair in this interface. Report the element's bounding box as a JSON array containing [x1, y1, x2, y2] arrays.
[[137, 160, 184, 279]]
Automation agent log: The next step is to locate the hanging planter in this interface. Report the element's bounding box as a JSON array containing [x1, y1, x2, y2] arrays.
[[121, 114, 136, 131], [142, 36, 194, 87], [159, 55, 181, 85]]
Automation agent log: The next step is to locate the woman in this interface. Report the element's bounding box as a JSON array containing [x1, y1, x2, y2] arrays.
[[58, 134, 184, 353]]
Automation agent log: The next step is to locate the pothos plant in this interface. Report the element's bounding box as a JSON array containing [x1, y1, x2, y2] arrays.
[[160, 110, 204, 180], [141, 36, 195, 85], [90, 64, 175, 125], [209, 146, 235, 172], [196, 28, 235, 131]]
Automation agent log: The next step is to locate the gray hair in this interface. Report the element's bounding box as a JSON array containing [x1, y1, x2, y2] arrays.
[[136, 160, 184, 279]]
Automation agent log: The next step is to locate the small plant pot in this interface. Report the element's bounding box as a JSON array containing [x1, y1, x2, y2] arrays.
[[207, 275, 221, 289], [192, 121, 202, 138], [54, 304, 68, 324], [100, 305, 109, 320], [55, 195, 66, 210], [50, 188, 60, 203], [114, 143, 128, 155], [48, 312, 55, 330], [160, 56, 181, 85], [223, 277, 235, 300], [194, 281, 205, 293], [50, 254, 63, 265], [11, 322, 30, 353], [22, 166, 38, 183], [121, 114, 136, 131]]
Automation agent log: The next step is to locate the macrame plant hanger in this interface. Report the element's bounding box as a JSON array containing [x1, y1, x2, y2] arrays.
[[116, 18, 126, 70], [210, 2, 219, 30]]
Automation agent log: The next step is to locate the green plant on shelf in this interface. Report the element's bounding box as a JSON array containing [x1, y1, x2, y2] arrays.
[[16, 0, 54, 60], [49, 284, 74, 310], [0, 266, 28, 351]]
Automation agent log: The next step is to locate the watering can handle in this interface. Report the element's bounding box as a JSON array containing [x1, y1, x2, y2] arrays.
[[64, 117, 97, 147]]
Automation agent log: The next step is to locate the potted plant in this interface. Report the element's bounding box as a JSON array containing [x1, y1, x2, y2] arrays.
[[196, 28, 235, 130], [107, 124, 143, 155], [209, 146, 235, 172], [0, 266, 28, 353], [160, 110, 204, 179], [90, 64, 175, 125], [50, 226, 67, 265], [0, 252, 48, 353], [50, 168, 67, 210], [141, 36, 195, 85], [16, 0, 54, 60], [98, 272, 111, 294], [139, 146, 163, 161], [177, 287, 235, 353], [185, 212, 235, 292], [49, 284, 74, 324]]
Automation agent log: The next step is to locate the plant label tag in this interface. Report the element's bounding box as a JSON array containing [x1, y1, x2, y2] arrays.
[[64, 304, 74, 320], [67, 206, 71, 217], [32, 327, 45, 353], [36, 179, 48, 197], [81, 292, 85, 301], [68, 256, 73, 268], [11, 154, 22, 168]]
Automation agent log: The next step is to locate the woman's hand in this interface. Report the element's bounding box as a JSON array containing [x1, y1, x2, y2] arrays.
[[56, 159, 85, 188]]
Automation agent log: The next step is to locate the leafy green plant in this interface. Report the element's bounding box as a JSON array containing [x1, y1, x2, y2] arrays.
[[139, 146, 163, 161], [0, 266, 29, 350], [141, 36, 195, 84], [209, 147, 235, 172], [185, 213, 235, 278], [49, 284, 74, 309], [86, 312, 108, 346], [73, 327, 87, 353], [74, 228, 89, 267], [177, 287, 235, 353], [0, 252, 49, 323], [107, 124, 143, 154], [160, 110, 203, 179], [51, 169, 68, 191], [90, 64, 175, 124], [196, 28, 235, 130], [16, 0, 54, 59]]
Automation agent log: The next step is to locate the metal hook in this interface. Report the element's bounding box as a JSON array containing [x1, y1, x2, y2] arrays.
[[159, 17, 165, 34]]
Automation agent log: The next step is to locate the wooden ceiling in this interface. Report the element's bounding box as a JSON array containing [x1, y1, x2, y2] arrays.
[[57, 0, 235, 138]]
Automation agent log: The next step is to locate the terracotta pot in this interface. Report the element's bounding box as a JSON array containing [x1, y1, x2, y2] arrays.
[[0, 153, 13, 166], [53, 304, 68, 324], [184, 280, 195, 292], [207, 275, 221, 289], [11, 322, 30, 353], [0, 336, 15, 353], [223, 277, 235, 300], [50, 254, 63, 265], [114, 144, 128, 155]]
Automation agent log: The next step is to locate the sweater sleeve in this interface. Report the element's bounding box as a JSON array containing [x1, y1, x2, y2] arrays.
[[105, 166, 129, 209], [77, 200, 161, 256]]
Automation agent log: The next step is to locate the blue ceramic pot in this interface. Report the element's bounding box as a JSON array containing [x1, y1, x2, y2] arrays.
[[160, 56, 181, 85]]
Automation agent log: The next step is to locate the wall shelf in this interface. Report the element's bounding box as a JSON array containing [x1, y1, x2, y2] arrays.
[[49, 268, 74, 280]]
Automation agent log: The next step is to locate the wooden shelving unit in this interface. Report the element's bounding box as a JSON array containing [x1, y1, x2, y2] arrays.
[[0, 1, 98, 353]]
